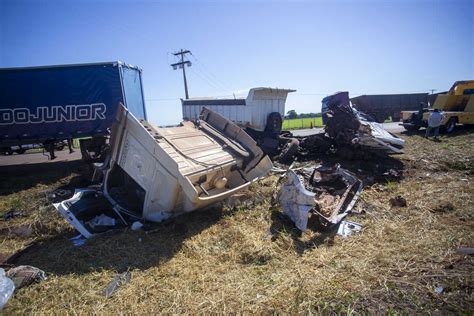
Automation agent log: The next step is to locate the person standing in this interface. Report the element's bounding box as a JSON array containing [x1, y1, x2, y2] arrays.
[[67, 138, 75, 154], [425, 109, 444, 140]]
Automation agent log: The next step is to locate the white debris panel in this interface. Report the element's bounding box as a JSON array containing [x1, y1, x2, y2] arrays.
[[279, 164, 363, 232], [54, 105, 274, 238]]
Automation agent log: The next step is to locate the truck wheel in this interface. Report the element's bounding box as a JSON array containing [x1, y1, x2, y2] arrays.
[[444, 118, 456, 134], [265, 112, 283, 134], [376, 115, 386, 123], [3, 148, 13, 155]]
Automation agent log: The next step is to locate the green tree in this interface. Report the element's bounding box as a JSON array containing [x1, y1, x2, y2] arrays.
[[286, 110, 297, 119]]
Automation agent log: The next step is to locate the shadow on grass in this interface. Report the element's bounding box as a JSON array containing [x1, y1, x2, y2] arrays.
[[269, 210, 336, 256], [296, 155, 405, 186], [0, 160, 89, 196], [12, 206, 224, 275]]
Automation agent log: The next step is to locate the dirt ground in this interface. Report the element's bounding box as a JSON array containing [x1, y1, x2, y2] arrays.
[[1, 128, 473, 313]]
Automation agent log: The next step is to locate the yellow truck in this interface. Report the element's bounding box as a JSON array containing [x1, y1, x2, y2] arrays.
[[401, 80, 474, 133]]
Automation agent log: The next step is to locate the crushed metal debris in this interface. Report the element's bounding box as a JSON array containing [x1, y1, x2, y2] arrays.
[[279, 163, 363, 231]]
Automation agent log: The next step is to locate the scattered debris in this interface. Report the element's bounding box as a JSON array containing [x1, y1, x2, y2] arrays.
[[0, 268, 15, 310], [389, 195, 407, 207], [45, 189, 73, 203], [337, 220, 363, 238], [456, 248, 474, 256], [2, 209, 24, 221], [435, 286, 444, 294], [69, 234, 87, 247], [131, 221, 143, 231], [0, 225, 33, 238], [54, 106, 273, 238], [5, 266, 46, 289], [103, 271, 131, 297], [279, 163, 363, 231], [86, 214, 116, 228], [431, 200, 455, 213]]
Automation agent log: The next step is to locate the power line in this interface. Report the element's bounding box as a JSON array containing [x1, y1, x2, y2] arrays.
[[189, 68, 223, 91], [189, 53, 231, 91]]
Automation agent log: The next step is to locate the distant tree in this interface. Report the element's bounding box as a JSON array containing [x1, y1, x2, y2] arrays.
[[286, 110, 298, 119]]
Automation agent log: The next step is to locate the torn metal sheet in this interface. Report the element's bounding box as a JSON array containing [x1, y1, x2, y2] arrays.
[[337, 220, 363, 238], [54, 106, 273, 238], [323, 92, 405, 154], [279, 163, 363, 231]]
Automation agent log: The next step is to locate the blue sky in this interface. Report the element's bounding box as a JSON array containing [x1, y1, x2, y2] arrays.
[[1, 0, 472, 125]]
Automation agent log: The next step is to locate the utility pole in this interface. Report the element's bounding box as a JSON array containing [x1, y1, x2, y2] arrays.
[[171, 49, 192, 99], [429, 89, 437, 94]]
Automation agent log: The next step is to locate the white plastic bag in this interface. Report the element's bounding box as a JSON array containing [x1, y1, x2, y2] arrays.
[[0, 268, 15, 310]]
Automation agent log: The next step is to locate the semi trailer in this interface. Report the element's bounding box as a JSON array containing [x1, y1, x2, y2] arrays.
[[350, 93, 438, 123], [0, 61, 147, 160]]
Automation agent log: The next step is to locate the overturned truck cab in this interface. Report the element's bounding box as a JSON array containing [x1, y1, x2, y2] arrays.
[[55, 106, 273, 238]]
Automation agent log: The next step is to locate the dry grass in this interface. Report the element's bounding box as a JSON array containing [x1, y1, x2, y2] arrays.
[[1, 128, 473, 313]]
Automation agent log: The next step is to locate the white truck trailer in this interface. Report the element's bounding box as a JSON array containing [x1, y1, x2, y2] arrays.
[[182, 87, 298, 161]]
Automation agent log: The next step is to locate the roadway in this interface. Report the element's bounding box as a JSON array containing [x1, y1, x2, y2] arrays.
[[0, 150, 82, 167], [291, 122, 404, 137]]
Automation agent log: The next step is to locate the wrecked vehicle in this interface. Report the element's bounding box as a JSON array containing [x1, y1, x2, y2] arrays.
[[322, 92, 405, 155], [279, 163, 363, 231], [297, 92, 405, 159], [54, 106, 273, 238]]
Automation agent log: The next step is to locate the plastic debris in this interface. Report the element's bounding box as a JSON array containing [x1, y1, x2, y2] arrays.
[[337, 220, 363, 238], [0, 268, 15, 310], [2, 209, 24, 221], [5, 265, 47, 289], [103, 271, 131, 297], [435, 286, 444, 294], [86, 214, 116, 228], [70, 234, 87, 247], [131, 221, 144, 231]]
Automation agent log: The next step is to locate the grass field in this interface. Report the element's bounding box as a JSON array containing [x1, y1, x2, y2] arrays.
[[0, 128, 473, 313], [282, 117, 323, 130]]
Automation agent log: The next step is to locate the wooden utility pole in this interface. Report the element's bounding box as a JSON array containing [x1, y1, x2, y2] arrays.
[[171, 49, 192, 99]]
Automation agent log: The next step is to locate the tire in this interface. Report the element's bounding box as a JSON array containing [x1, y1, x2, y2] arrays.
[[376, 113, 386, 123], [265, 112, 283, 134], [444, 118, 456, 134]]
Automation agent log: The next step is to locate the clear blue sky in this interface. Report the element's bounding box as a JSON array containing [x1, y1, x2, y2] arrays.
[[1, 0, 472, 125]]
